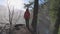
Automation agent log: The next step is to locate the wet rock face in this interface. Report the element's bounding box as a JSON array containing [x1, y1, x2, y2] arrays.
[[13, 25, 32, 34]]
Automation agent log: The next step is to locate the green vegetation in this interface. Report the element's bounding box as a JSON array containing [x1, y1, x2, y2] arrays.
[[50, 0, 60, 34], [58, 27, 60, 34]]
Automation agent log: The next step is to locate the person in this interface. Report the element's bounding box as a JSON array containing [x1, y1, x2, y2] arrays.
[[24, 8, 30, 30]]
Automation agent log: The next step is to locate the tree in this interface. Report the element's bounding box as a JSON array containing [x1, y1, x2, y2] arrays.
[[7, 1, 16, 34], [31, 0, 38, 34], [7, 5, 14, 34]]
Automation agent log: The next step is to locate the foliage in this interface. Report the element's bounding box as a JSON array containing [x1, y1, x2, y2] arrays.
[[24, 1, 34, 8], [49, 0, 60, 34], [49, 0, 60, 23]]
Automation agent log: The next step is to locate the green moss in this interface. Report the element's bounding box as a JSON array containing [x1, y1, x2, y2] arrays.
[[58, 27, 60, 34]]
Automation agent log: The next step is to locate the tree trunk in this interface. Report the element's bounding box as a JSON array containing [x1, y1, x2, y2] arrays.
[[31, 0, 38, 34]]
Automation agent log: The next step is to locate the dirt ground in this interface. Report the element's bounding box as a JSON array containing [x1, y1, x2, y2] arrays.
[[13, 26, 32, 34]]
